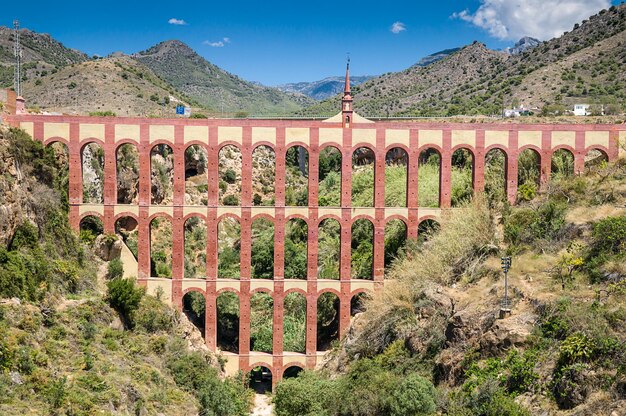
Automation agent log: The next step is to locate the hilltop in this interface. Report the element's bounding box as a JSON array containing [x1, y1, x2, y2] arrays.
[[277, 75, 374, 101], [134, 40, 315, 115], [301, 4, 626, 117]]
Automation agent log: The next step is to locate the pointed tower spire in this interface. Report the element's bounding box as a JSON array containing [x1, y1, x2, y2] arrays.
[[342, 55, 353, 128]]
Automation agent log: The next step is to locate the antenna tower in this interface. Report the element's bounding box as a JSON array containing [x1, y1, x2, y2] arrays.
[[13, 20, 22, 97]]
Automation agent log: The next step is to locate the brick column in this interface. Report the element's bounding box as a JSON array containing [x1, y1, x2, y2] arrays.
[[341, 129, 353, 207], [241, 127, 253, 207], [207, 208, 218, 280], [574, 131, 585, 175], [103, 124, 116, 233], [308, 129, 319, 207], [275, 128, 286, 207], [440, 130, 452, 208], [540, 131, 552, 187], [239, 282, 251, 357], [307, 216, 318, 280], [138, 125, 151, 206], [208, 126, 219, 206], [341, 213, 352, 280], [68, 123, 82, 231], [273, 284, 284, 356], [274, 209, 285, 279], [137, 207, 150, 279], [407, 130, 420, 239], [305, 283, 318, 362], [474, 130, 485, 194], [205, 282, 217, 350], [173, 127, 185, 206], [240, 208, 252, 279], [339, 283, 351, 340], [373, 214, 385, 281], [171, 209, 184, 302], [374, 128, 385, 207], [507, 131, 519, 204]]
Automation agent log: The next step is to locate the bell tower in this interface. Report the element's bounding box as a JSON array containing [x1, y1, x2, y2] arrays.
[[341, 58, 353, 128]]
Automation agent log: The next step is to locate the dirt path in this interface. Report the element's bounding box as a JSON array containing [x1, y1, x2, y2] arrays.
[[250, 394, 273, 416]]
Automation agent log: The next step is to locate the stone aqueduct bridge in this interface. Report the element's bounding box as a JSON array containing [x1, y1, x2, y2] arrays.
[[6, 113, 625, 383]]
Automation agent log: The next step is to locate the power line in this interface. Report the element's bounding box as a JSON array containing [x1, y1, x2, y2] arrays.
[[13, 20, 22, 97]]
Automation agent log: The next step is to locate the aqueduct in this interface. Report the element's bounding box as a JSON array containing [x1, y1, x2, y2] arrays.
[[5, 82, 625, 385]]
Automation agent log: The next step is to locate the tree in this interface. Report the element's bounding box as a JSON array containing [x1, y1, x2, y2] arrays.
[[553, 243, 584, 290], [107, 277, 144, 328]]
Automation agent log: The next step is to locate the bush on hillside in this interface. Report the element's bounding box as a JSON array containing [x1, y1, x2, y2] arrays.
[[106, 277, 144, 328]]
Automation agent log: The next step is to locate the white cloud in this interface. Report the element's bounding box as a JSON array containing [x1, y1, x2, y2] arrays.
[[452, 0, 611, 40], [168, 18, 188, 25], [390, 21, 406, 34], [203, 37, 231, 47]]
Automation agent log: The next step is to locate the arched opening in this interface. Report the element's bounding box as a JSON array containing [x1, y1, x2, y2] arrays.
[[285, 219, 308, 279], [283, 292, 306, 353], [350, 292, 371, 316], [250, 292, 273, 353], [484, 148, 507, 205], [318, 219, 341, 279], [252, 145, 275, 206], [385, 147, 408, 207], [182, 291, 205, 339], [250, 366, 272, 394], [351, 219, 373, 280], [47, 142, 69, 204], [184, 216, 207, 279], [116, 143, 139, 204], [282, 366, 303, 379], [317, 292, 340, 351], [352, 147, 375, 207], [318, 146, 342, 207], [216, 291, 239, 353], [218, 145, 242, 206], [81, 142, 104, 204], [285, 146, 309, 206], [115, 216, 138, 260], [150, 144, 174, 205], [551, 149, 575, 179], [150, 216, 172, 278], [517, 149, 541, 201], [418, 219, 440, 244], [79, 215, 103, 244], [218, 217, 241, 279], [584, 148, 608, 172], [418, 148, 441, 207], [184, 145, 208, 206], [251, 218, 274, 279], [384, 219, 407, 272], [451, 148, 474, 207]]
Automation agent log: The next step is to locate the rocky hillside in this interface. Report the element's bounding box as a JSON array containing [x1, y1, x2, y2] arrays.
[[21, 56, 193, 116], [277, 75, 374, 100], [301, 4, 626, 117], [0, 26, 88, 88], [134, 40, 315, 115]]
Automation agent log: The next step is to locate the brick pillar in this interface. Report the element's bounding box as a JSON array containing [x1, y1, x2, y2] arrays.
[[373, 214, 385, 281], [208, 127, 219, 206], [341, 130, 353, 207], [173, 128, 185, 206], [205, 282, 217, 350], [407, 130, 420, 239], [440, 130, 452, 208], [474, 130, 485, 194], [103, 124, 116, 233], [309, 129, 319, 207], [339, 282, 351, 340], [207, 208, 218, 280], [305, 283, 318, 363], [540, 131, 552, 187], [574, 131, 585, 175], [240, 208, 252, 279], [138, 207, 150, 279], [172, 209, 184, 304], [341, 213, 352, 280], [239, 282, 251, 357], [274, 209, 285, 279], [68, 124, 82, 231], [273, 284, 284, 355], [307, 216, 318, 280], [507, 131, 519, 204], [275, 128, 286, 207], [375, 128, 385, 207], [241, 127, 253, 207], [138, 125, 151, 206]]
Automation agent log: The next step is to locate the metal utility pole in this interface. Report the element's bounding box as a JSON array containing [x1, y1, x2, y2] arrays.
[[13, 20, 22, 97], [499, 256, 512, 318]]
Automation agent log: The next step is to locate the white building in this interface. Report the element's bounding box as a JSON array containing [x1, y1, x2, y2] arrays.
[[574, 104, 591, 116]]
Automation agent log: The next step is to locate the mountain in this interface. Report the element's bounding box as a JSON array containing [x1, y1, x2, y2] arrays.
[[0, 26, 88, 88], [277, 75, 374, 100], [133, 40, 315, 115], [21, 56, 193, 116], [412, 47, 461, 67], [505, 36, 541, 55], [300, 4, 626, 117]]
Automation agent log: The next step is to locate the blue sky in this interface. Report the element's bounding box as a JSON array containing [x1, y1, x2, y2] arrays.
[[2, 0, 621, 85]]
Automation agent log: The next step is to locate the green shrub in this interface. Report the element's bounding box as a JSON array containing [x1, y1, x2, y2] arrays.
[[559, 332, 596, 365], [223, 168, 237, 184], [223, 194, 239, 206], [134, 296, 175, 333], [107, 258, 124, 280], [106, 277, 144, 328], [388, 374, 437, 416], [274, 372, 337, 416], [516, 183, 537, 202]]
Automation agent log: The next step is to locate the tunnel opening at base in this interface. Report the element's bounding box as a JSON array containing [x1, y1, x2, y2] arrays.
[[350, 292, 371, 316], [249, 366, 272, 394], [418, 219, 440, 244], [551, 148, 575, 179], [79, 215, 103, 244], [282, 366, 303, 379], [182, 291, 206, 339]]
